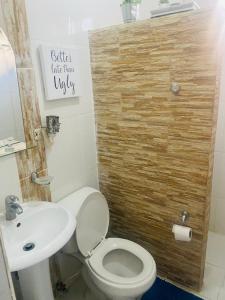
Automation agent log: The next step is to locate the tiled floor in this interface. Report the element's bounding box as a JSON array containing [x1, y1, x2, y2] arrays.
[[55, 276, 98, 300], [56, 231, 225, 300]]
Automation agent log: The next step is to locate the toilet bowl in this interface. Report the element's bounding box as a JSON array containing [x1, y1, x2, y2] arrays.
[[60, 187, 156, 300]]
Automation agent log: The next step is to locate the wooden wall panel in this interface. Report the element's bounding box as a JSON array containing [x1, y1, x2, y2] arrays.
[[90, 9, 224, 290]]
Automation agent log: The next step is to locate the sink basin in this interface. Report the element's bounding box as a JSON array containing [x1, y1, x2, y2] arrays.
[[0, 201, 76, 272]]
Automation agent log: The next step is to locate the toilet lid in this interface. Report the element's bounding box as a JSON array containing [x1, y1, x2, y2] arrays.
[[76, 192, 109, 257]]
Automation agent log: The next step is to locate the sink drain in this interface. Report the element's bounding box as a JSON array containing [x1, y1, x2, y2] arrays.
[[23, 243, 35, 252]]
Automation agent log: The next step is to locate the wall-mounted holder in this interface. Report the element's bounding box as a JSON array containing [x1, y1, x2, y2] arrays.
[[180, 210, 190, 225], [45, 115, 61, 136], [31, 172, 53, 186], [171, 82, 181, 95]]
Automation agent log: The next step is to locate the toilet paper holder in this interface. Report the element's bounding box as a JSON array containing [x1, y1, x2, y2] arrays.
[[180, 211, 190, 225]]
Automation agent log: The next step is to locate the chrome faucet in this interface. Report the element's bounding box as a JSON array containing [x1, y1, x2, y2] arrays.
[[5, 195, 23, 221]]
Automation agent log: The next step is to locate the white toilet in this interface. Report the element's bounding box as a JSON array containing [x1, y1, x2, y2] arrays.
[[60, 187, 156, 300]]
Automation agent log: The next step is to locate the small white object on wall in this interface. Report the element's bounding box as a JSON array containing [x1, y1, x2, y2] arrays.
[[39, 45, 80, 101]]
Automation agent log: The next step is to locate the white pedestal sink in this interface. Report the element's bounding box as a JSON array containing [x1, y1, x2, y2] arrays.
[[0, 201, 76, 300], [19, 259, 54, 300]]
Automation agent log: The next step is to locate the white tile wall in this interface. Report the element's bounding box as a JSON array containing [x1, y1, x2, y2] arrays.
[[25, 0, 214, 40], [25, 0, 102, 202], [163, 232, 225, 300], [0, 155, 22, 212], [198, 263, 225, 300], [210, 58, 225, 234], [202, 232, 225, 300], [0, 1, 5, 30]]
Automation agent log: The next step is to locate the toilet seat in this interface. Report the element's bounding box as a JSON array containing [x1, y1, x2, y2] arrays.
[[88, 238, 156, 285], [76, 191, 109, 257]]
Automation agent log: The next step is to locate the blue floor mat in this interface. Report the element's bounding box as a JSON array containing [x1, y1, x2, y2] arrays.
[[142, 278, 204, 300]]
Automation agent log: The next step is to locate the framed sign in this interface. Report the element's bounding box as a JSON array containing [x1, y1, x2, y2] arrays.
[[39, 45, 80, 100]]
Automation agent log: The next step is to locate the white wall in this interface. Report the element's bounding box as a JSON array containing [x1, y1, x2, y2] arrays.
[[25, 0, 101, 202], [0, 155, 22, 212], [210, 59, 225, 234]]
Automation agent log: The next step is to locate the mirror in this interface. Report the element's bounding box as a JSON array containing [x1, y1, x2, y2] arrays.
[[0, 28, 26, 157]]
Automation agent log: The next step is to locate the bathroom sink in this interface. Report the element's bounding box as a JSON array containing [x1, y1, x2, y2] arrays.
[[0, 201, 76, 272]]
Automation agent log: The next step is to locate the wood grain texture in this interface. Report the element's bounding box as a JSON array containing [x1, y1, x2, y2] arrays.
[[1, 0, 51, 202], [1, 0, 32, 68], [90, 9, 225, 290]]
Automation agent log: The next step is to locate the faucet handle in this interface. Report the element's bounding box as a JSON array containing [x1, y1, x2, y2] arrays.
[[5, 195, 22, 221], [5, 195, 20, 204]]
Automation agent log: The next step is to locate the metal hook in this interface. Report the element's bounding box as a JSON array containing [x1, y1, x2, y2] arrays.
[[180, 211, 190, 225], [171, 82, 181, 95]]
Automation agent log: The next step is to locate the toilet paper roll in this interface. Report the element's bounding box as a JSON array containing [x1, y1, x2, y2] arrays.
[[172, 224, 192, 242]]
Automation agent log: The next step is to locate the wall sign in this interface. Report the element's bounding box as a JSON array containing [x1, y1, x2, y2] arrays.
[[39, 45, 80, 100]]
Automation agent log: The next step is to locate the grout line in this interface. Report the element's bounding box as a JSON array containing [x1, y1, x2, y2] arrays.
[[206, 261, 225, 271]]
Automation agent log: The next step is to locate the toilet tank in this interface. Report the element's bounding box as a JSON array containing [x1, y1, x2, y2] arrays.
[[59, 186, 100, 254]]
